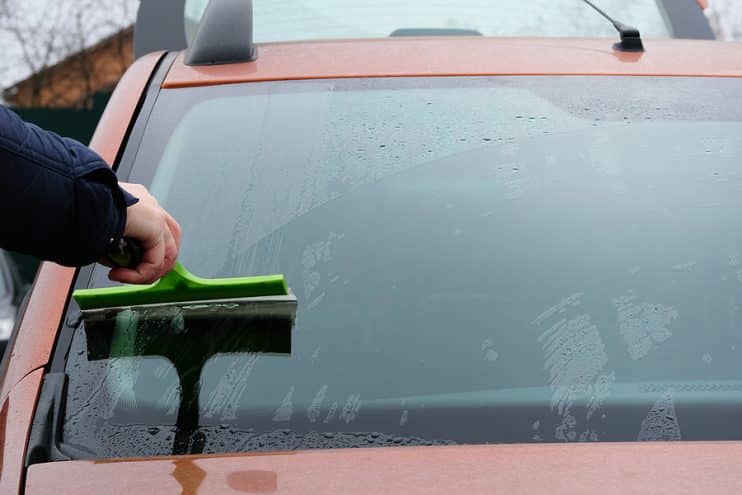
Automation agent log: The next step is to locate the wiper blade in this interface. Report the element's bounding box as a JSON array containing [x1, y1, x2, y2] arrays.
[[582, 0, 645, 52]]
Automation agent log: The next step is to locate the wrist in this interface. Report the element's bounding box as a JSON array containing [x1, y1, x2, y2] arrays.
[[120, 187, 140, 207]]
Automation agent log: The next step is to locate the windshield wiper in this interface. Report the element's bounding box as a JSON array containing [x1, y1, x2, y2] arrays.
[[582, 0, 645, 52]]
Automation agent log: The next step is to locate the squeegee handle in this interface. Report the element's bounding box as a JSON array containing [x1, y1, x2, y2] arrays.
[[106, 237, 144, 269]]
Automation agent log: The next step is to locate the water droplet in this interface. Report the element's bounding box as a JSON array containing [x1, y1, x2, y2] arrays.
[[485, 349, 499, 361]]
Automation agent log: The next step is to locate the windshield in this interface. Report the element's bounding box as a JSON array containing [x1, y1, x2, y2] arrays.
[[61, 76, 742, 459], [184, 0, 673, 42]]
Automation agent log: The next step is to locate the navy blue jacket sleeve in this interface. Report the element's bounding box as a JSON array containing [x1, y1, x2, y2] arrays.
[[0, 104, 138, 267]]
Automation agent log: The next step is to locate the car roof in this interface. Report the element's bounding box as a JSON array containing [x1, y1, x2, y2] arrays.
[[163, 37, 742, 89]]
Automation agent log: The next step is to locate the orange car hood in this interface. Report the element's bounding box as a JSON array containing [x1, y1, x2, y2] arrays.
[[26, 442, 742, 494]]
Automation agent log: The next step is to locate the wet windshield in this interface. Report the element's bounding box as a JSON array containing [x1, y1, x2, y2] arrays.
[[62, 76, 742, 458], [184, 0, 673, 41]]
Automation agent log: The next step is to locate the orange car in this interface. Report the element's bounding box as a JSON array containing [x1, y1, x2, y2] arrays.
[[3, 0, 742, 493]]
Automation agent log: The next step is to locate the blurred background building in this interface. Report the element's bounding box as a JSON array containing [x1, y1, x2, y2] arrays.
[[3, 27, 133, 110]]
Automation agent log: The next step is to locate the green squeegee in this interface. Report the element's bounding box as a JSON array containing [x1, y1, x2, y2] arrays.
[[73, 261, 291, 311], [75, 253, 297, 456]]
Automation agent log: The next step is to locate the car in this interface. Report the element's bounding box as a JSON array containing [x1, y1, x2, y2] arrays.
[[3, 0, 742, 493]]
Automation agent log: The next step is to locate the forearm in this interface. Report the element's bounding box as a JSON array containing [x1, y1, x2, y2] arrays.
[[0, 105, 134, 266]]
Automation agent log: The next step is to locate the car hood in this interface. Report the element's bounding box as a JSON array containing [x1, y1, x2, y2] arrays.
[[25, 442, 742, 494]]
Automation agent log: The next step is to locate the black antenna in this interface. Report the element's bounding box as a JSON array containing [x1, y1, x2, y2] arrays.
[[185, 0, 256, 66], [582, 0, 644, 52]]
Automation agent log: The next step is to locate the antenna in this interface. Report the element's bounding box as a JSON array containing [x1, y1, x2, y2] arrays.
[[582, 0, 644, 52], [185, 0, 256, 66]]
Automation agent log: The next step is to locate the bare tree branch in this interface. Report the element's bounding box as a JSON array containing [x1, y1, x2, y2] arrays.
[[0, 0, 139, 107]]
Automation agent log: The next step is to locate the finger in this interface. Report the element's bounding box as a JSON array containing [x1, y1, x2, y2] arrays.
[[108, 267, 154, 285], [165, 213, 182, 250], [162, 225, 177, 274], [108, 259, 163, 285], [139, 236, 168, 283]]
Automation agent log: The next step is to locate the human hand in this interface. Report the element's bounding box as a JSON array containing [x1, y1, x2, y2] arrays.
[[106, 183, 181, 284]]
